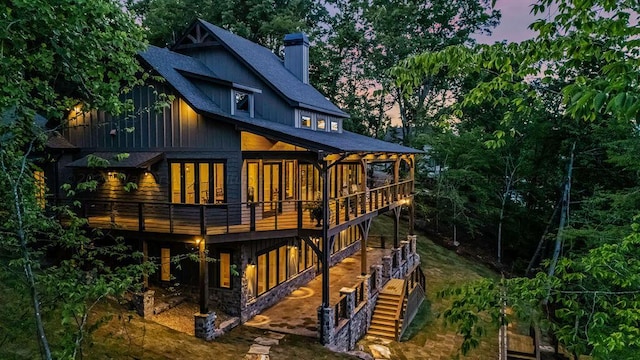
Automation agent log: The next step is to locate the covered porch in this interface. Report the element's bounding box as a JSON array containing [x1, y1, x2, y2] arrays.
[[244, 245, 393, 337]]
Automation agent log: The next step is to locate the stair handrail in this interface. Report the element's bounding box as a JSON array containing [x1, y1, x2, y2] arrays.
[[393, 280, 408, 340]]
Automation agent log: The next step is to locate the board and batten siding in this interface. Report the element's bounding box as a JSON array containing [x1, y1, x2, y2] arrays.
[[64, 86, 240, 151]]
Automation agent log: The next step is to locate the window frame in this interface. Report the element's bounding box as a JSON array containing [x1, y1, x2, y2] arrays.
[[231, 89, 254, 118], [169, 160, 226, 204]]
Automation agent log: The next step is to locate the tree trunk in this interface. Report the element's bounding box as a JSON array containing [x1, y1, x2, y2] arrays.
[[5, 163, 53, 359], [545, 142, 576, 302], [525, 199, 561, 276]]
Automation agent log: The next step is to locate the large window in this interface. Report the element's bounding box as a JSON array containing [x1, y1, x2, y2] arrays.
[[247, 161, 259, 203], [255, 241, 307, 297], [219, 252, 231, 288], [299, 163, 320, 201], [170, 161, 225, 204], [285, 161, 295, 199]]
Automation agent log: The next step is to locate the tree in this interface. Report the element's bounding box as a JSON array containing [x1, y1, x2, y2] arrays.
[[1, 1, 152, 358], [129, 0, 329, 51], [314, 0, 500, 141], [394, 0, 640, 357]]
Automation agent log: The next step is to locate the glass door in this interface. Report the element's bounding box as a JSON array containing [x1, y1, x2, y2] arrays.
[[263, 163, 281, 217]]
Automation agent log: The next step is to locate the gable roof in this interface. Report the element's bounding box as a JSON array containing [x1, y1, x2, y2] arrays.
[[139, 35, 420, 155], [183, 20, 348, 118]]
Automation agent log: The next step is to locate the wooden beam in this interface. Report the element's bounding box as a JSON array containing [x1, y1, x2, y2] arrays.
[[321, 161, 330, 308], [142, 239, 149, 290], [358, 219, 372, 276], [199, 239, 209, 314], [393, 207, 401, 248]]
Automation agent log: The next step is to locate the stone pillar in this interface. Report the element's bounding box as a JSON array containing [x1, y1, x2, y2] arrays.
[[392, 248, 401, 278], [382, 255, 392, 281], [370, 264, 383, 293], [340, 287, 356, 317], [401, 240, 410, 274], [133, 290, 155, 318], [408, 235, 417, 255], [357, 274, 372, 327], [194, 311, 216, 341], [318, 306, 335, 345]]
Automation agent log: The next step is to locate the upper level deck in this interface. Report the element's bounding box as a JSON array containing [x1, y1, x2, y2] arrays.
[[71, 179, 413, 242]]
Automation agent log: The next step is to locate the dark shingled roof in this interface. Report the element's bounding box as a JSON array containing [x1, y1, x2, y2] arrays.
[[197, 20, 348, 118], [67, 152, 164, 169], [46, 133, 77, 150], [139, 35, 420, 155]]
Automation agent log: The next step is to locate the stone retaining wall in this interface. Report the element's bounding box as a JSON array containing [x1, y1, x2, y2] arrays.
[[320, 234, 421, 351]]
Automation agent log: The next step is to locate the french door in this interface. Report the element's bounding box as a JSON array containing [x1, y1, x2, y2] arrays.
[[263, 163, 281, 216]]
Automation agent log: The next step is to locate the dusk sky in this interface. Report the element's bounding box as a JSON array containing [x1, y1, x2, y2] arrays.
[[474, 1, 544, 44]]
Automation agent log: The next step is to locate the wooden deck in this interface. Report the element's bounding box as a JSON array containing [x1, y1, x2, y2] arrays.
[[75, 182, 413, 237]]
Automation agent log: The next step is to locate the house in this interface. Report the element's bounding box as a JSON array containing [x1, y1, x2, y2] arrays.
[[51, 19, 423, 348]]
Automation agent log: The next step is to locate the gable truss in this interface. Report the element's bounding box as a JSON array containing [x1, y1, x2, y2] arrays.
[[173, 23, 220, 50]]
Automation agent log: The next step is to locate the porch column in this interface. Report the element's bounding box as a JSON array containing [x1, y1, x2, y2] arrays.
[[360, 158, 368, 213], [361, 236, 368, 276], [142, 239, 149, 289], [321, 161, 330, 308], [409, 155, 415, 235], [358, 219, 372, 276], [393, 206, 401, 248], [393, 158, 400, 202], [198, 239, 209, 314]]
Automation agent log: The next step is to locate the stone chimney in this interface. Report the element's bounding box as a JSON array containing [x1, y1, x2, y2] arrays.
[[283, 33, 309, 84]]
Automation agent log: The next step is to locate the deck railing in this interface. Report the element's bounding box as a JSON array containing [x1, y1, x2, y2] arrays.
[[334, 294, 348, 326], [62, 180, 413, 236]]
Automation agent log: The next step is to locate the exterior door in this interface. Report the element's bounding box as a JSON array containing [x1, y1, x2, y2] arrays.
[[263, 163, 281, 217]]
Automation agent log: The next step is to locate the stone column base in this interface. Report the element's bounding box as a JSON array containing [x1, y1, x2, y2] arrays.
[[194, 311, 216, 341], [133, 290, 155, 318]]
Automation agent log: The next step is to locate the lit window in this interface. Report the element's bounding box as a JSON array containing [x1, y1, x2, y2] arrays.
[[330, 120, 339, 132], [220, 252, 231, 288], [170, 161, 225, 203], [34, 170, 46, 208], [301, 116, 311, 128], [317, 118, 326, 130]]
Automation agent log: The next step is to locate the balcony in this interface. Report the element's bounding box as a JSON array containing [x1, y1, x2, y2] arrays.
[[69, 180, 413, 237]]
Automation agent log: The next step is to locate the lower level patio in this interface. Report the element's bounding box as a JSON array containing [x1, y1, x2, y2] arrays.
[[244, 246, 392, 337]]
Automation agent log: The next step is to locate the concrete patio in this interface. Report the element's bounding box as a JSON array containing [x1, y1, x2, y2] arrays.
[[244, 246, 392, 337]]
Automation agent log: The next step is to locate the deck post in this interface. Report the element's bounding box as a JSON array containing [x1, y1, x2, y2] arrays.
[[142, 239, 149, 289], [321, 160, 330, 308], [198, 239, 209, 314], [393, 206, 401, 248]]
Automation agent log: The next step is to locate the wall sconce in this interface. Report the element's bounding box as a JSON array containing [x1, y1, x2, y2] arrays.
[[195, 237, 202, 246]]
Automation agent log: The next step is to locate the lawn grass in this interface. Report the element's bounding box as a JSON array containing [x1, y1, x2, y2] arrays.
[[2, 215, 499, 359]]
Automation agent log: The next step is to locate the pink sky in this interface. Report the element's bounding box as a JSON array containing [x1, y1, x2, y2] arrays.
[[474, 1, 543, 44]]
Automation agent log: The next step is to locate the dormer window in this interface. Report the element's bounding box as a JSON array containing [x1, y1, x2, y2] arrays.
[[231, 89, 254, 117], [330, 120, 339, 132], [301, 116, 311, 128], [317, 118, 326, 130]]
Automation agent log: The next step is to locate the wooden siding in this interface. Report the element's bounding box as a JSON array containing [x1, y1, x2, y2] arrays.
[[182, 47, 295, 126], [64, 86, 241, 152]]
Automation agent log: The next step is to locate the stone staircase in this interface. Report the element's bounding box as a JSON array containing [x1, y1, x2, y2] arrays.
[[367, 279, 406, 340]]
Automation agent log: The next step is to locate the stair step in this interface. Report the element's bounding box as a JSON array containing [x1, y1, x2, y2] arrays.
[[372, 314, 396, 322], [374, 303, 397, 310], [369, 324, 397, 333], [377, 299, 399, 306], [367, 329, 396, 340], [371, 319, 401, 328]]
